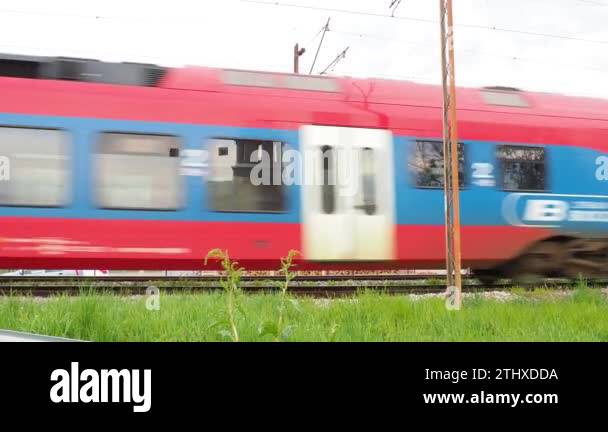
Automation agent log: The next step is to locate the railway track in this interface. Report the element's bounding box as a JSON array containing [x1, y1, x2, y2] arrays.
[[0, 275, 605, 297], [0, 274, 451, 283]]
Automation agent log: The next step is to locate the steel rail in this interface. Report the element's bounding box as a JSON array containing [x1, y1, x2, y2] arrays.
[[0, 278, 604, 297]]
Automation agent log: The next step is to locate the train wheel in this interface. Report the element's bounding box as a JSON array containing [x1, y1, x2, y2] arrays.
[[508, 241, 564, 280], [473, 269, 500, 285], [561, 238, 608, 278]]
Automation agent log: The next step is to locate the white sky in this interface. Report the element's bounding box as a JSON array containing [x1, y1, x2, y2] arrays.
[[0, 0, 607, 98]]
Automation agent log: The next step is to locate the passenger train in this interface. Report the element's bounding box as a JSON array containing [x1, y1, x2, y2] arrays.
[[0, 53, 607, 278]]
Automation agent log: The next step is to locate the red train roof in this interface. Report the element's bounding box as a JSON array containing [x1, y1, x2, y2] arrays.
[[0, 65, 607, 152], [161, 66, 608, 122]]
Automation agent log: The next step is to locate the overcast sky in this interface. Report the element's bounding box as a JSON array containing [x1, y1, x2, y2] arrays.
[[0, 0, 607, 98]]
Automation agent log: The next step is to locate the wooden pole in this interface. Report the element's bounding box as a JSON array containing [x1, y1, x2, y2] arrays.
[[294, 43, 306, 73], [439, 0, 462, 310]]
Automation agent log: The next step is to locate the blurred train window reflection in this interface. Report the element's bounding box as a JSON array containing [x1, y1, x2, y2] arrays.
[[207, 138, 285, 212], [321, 145, 335, 214], [95, 133, 181, 210], [498, 145, 546, 191], [0, 127, 70, 207], [409, 140, 465, 188]]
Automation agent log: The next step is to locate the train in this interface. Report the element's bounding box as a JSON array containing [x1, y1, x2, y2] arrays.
[[0, 53, 607, 279]]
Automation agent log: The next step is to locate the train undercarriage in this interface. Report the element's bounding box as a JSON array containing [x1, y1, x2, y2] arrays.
[[475, 236, 608, 282]]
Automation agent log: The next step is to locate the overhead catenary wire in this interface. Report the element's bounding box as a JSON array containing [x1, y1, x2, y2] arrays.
[[237, 0, 608, 45], [0, 1, 606, 85], [308, 17, 331, 74], [389, 0, 404, 16], [0, 2, 606, 44], [306, 21, 328, 45], [319, 46, 349, 75], [574, 0, 608, 6], [326, 29, 608, 74]]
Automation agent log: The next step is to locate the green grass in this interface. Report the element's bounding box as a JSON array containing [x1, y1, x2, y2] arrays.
[[1, 288, 607, 341]]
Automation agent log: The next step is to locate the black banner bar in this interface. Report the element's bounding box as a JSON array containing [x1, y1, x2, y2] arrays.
[[1, 343, 605, 421]]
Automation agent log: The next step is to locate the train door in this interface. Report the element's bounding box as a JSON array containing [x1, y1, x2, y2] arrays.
[[300, 125, 395, 261]]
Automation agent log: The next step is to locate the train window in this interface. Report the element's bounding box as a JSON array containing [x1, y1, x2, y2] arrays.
[[498, 145, 546, 191], [321, 145, 335, 214], [0, 127, 70, 207], [207, 138, 285, 212], [409, 140, 465, 188], [95, 133, 182, 210], [357, 147, 376, 215]]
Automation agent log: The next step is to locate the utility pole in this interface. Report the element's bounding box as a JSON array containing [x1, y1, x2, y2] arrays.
[[293, 43, 306, 73], [439, 0, 462, 310]]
